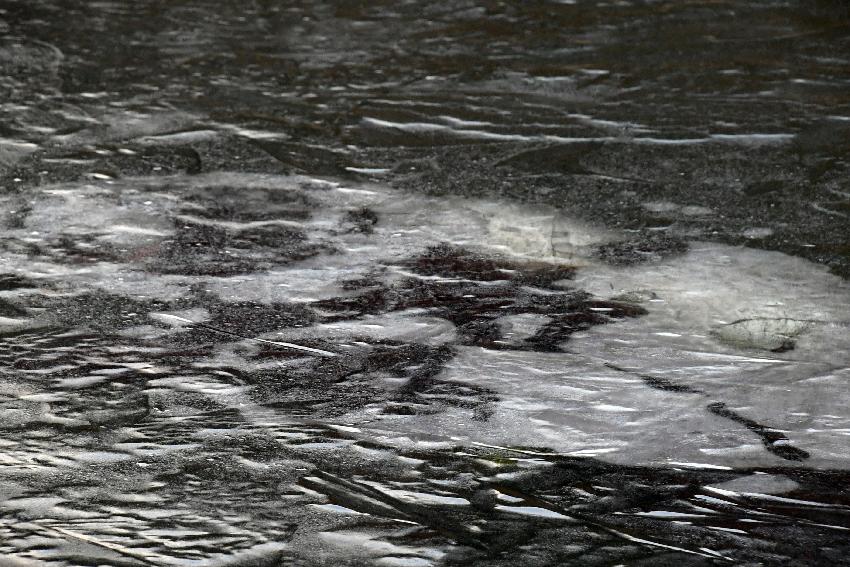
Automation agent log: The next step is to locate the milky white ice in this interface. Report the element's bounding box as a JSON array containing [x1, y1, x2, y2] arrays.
[[358, 241, 850, 469], [3, 172, 850, 470]]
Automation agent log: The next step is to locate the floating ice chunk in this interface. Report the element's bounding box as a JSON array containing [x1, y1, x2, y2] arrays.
[[668, 462, 733, 470], [707, 474, 800, 495], [346, 167, 391, 174], [138, 129, 219, 143], [0, 316, 33, 328], [711, 318, 812, 352], [312, 503, 370, 515], [494, 505, 573, 520], [708, 526, 749, 534], [357, 482, 469, 506], [496, 313, 551, 344], [70, 451, 133, 464], [681, 205, 713, 216], [633, 511, 708, 519], [593, 404, 638, 412], [482, 204, 560, 258], [289, 313, 456, 346], [104, 224, 170, 236], [612, 289, 660, 304], [735, 493, 843, 508], [743, 227, 774, 239]]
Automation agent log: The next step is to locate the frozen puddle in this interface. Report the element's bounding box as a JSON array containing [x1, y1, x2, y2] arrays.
[[2, 171, 850, 564]]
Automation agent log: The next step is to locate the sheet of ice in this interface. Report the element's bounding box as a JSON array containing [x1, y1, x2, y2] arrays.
[[343, 240, 850, 467], [4, 172, 850, 471], [0, 170, 847, 564]]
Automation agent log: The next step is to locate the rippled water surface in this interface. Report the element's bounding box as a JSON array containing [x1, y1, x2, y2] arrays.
[[2, 1, 850, 565]]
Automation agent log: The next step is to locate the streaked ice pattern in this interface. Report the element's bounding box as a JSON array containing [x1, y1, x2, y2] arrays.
[[3, 1, 850, 564], [2, 171, 850, 565]]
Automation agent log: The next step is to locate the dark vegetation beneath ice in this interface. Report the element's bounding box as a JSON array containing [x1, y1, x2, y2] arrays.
[[4, 283, 850, 566], [3, 183, 849, 564]]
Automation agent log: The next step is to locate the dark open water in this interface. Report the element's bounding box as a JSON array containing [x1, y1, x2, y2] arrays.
[[1, 1, 850, 565]]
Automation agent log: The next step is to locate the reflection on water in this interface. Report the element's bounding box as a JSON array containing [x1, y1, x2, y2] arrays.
[[2, 0, 850, 565]]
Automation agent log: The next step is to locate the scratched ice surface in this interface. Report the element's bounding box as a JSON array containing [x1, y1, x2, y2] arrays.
[[3, 1, 850, 565]]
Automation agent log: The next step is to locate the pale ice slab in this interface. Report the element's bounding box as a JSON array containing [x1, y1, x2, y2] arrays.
[[3, 171, 850, 471]]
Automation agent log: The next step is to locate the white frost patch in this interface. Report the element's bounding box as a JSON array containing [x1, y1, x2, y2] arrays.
[[633, 511, 708, 519], [669, 462, 734, 471], [312, 504, 370, 515], [149, 308, 211, 327], [495, 505, 573, 520], [280, 313, 456, 346], [567, 243, 850, 467], [707, 474, 800, 495]]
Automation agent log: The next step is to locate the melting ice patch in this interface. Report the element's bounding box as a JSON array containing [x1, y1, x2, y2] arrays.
[[0, 167, 848, 565], [3, 172, 850, 472], [348, 240, 850, 467]]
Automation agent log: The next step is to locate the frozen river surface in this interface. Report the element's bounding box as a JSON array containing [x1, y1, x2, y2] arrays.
[[2, 1, 850, 565]]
